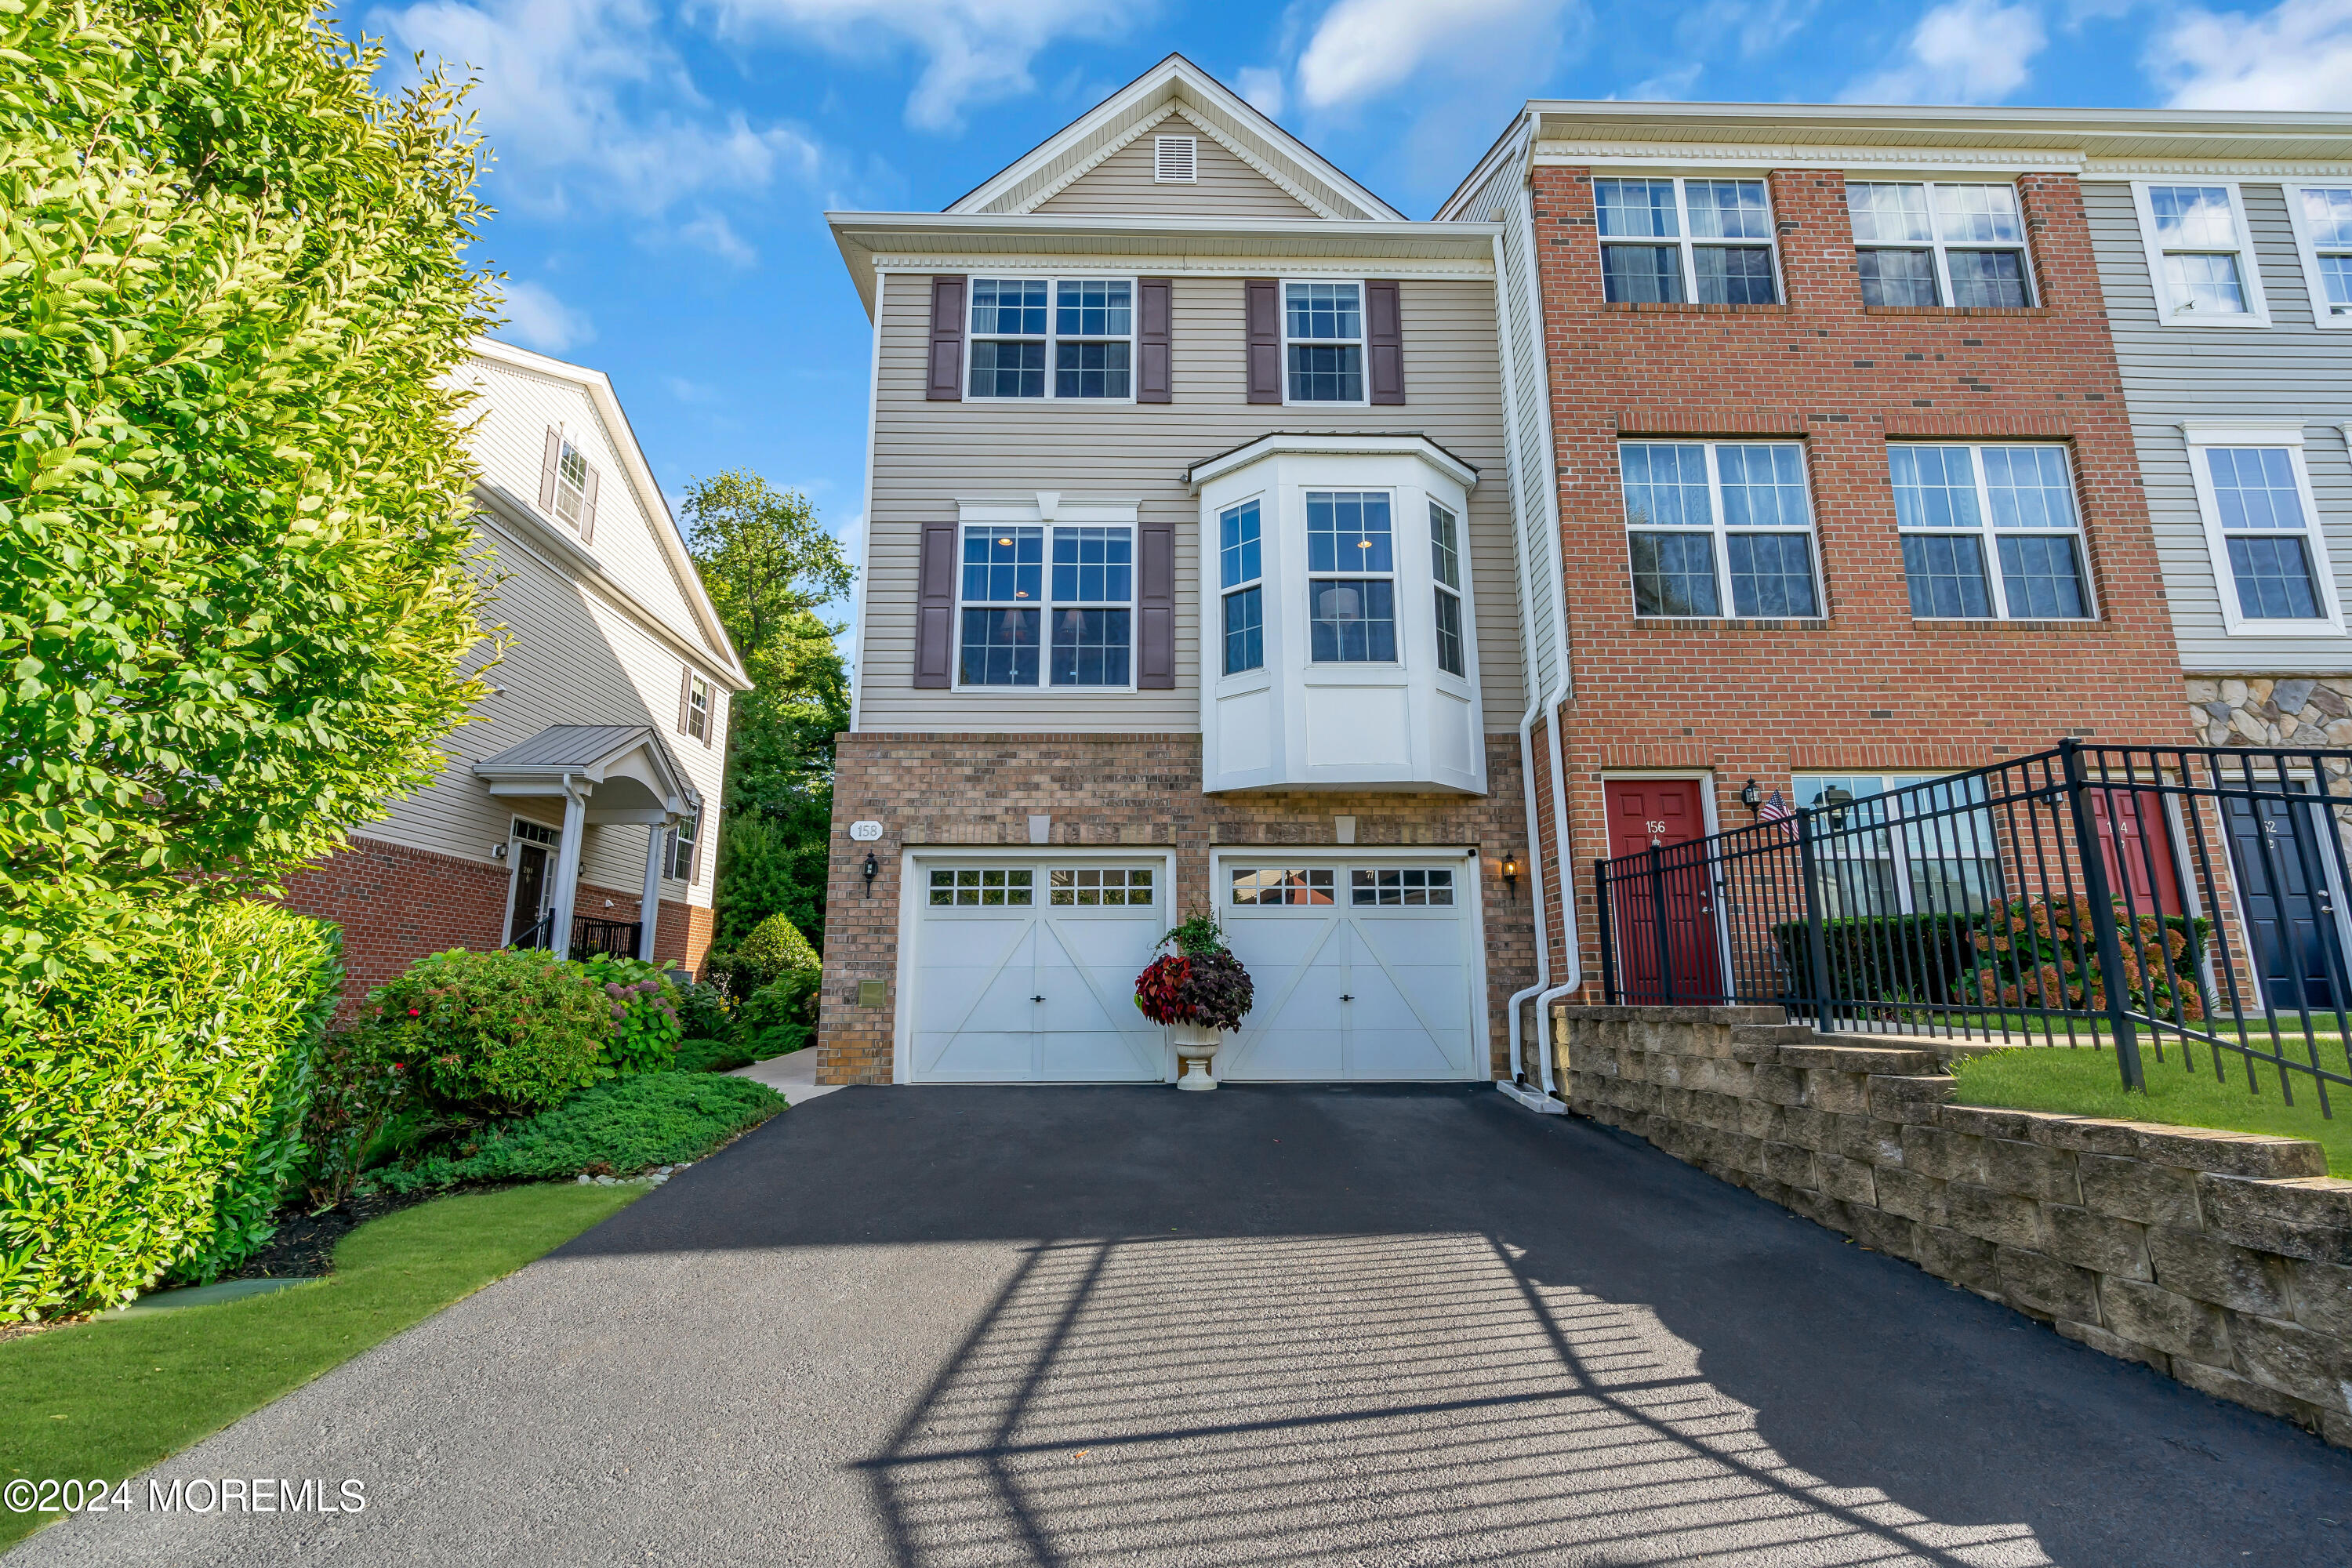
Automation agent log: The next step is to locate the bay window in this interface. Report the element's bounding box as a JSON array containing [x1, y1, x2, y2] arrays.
[[1308, 491, 1396, 662], [1220, 499, 1265, 675], [1620, 441, 1820, 619], [1429, 502, 1465, 678], [1890, 445, 2092, 621], [1848, 182, 2033, 308]]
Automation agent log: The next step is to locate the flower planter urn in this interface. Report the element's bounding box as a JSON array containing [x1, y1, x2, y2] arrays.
[[1170, 1022, 1224, 1091]]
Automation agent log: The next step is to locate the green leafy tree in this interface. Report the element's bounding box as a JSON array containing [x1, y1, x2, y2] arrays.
[[679, 474, 853, 954], [0, 0, 496, 989]]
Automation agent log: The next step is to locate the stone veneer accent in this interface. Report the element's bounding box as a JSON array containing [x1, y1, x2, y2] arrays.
[[2185, 675, 2352, 761], [818, 732, 1539, 1086], [1556, 1003, 2352, 1446]]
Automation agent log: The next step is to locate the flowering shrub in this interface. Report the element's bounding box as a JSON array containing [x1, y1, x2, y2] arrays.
[[1969, 897, 2208, 1021], [299, 1025, 411, 1210], [369, 949, 612, 1117], [1134, 912, 1254, 1032], [579, 953, 683, 1076]]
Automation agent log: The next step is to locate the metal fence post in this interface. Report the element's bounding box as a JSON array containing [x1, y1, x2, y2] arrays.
[[2060, 738, 2147, 1093], [1593, 861, 1618, 1006], [1648, 842, 1675, 1004], [1796, 805, 1836, 1034]]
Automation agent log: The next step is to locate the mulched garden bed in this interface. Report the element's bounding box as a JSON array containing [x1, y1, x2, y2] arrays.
[[222, 1188, 430, 1281]]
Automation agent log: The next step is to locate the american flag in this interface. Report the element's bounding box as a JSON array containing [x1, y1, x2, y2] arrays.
[[1758, 789, 1792, 825]]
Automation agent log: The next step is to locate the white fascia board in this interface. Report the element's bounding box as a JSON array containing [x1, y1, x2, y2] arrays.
[[477, 485, 753, 693], [1185, 433, 1481, 492], [1533, 143, 2082, 176], [467, 337, 750, 688]]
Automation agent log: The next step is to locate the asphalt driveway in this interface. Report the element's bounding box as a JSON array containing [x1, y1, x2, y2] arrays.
[[12, 1083, 2347, 1566]]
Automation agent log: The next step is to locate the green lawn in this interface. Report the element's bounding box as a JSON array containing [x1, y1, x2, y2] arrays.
[[0, 1183, 641, 1548], [1950, 1044, 2352, 1177]]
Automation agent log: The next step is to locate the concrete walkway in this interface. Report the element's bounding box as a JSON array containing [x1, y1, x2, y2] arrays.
[[730, 1046, 839, 1102], [13, 1085, 2347, 1566]]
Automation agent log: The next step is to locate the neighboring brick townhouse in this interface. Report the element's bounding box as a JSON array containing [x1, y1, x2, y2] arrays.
[[819, 65, 2327, 1091], [282, 339, 750, 1008]]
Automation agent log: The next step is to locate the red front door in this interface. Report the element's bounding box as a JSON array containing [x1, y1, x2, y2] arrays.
[[2089, 786, 2186, 918], [1606, 779, 1723, 1003]]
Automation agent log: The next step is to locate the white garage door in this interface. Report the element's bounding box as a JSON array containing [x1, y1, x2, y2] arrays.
[[1218, 856, 1483, 1081], [907, 859, 1170, 1083]]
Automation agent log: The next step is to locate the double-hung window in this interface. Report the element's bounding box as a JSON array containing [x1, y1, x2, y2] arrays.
[[967, 278, 1133, 398], [666, 812, 697, 882], [686, 675, 710, 742], [552, 439, 591, 527], [1848, 182, 2033, 308], [1595, 178, 1780, 305], [1428, 502, 1466, 677], [2133, 184, 2268, 325], [1219, 499, 1265, 676], [2183, 426, 2340, 633], [1890, 445, 2092, 620], [1285, 282, 1363, 403], [2288, 185, 2352, 325], [1795, 774, 2000, 918], [1307, 492, 1396, 661], [956, 524, 1134, 687], [1620, 441, 1820, 619]]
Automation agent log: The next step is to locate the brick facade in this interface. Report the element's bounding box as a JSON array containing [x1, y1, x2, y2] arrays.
[[817, 733, 1540, 1085], [1528, 166, 2197, 991], [278, 837, 510, 1012]]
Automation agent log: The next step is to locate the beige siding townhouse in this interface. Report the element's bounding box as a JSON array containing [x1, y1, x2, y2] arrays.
[[818, 56, 1547, 1085], [283, 338, 752, 1006]]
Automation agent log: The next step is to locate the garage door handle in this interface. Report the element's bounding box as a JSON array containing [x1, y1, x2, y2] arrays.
[[1340, 993, 1354, 1002], [1031, 994, 1046, 1003]]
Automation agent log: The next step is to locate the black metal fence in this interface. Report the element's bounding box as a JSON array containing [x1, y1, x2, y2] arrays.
[[505, 911, 644, 960], [1595, 740, 2352, 1112]]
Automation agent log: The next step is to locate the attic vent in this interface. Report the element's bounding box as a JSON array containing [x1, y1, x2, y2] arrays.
[[1154, 135, 1197, 183]]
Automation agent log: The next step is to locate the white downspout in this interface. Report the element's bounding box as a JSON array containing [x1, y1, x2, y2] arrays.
[[1515, 132, 1583, 1098]]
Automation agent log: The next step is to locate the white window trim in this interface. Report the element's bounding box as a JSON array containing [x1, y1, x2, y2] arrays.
[[553, 437, 592, 529], [1619, 440, 1825, 622], [1594, 176, 1787, 307], [1217, 491, 1269, 683], [686, 676, 710, 742], [2181, 420, 2343, 637], [2131, 181, 2272, 328], [1428, 499, 1470, 684], [1890, 442, 2098, 623], [2283, 182, 2352, 330], [666, 811, 698, 884], [950, 496, 1142, 694], [1846, 180, 2038, 310], [964, 274, 1139, 403], [1280, 276, 1370, 409], [1305, 486, 1403, 668]]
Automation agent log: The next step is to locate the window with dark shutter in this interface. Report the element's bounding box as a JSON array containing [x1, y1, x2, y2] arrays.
[[914, 521, 956, 687], [1245, 278, 1281, 405], [1367, 279, 1404, 405], [1136, 278, 1171, 403], [1136, 517, 1174, 688], [539, 427, 562, 511], [927, 276, 966, 401]]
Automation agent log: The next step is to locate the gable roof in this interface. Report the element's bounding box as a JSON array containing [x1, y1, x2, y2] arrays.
[[946, 54, 1405, 223], [464, 337, 750, 691]]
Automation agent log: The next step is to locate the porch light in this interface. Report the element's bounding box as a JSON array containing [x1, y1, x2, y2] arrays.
[[1501, 851, 1520, 898], [1740, 779, 1762, 815], [862, 851, 879, 896]]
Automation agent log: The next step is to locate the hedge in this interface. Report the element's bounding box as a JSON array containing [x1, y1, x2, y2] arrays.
[[368, 1072, 786, 1193], [0, 902, 343, 1320]]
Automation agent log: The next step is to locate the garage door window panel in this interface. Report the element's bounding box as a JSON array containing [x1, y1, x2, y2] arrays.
[[1048, 868, 1155, 906], [1232, 868, 1336, 906], [1350, 868, 1454, 907], [930, 868, 1035, 907]]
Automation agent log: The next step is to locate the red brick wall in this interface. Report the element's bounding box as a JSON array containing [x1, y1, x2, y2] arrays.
[[278, 837, 509, 1014], [818, 733, 1539, 1085], [1528, 166, 2196, 996]]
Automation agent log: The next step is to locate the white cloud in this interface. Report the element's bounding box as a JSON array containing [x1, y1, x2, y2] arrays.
[[1236, 64, 1287, 118], [492, 280, 596, 352], [705, 0, 1137, 131], [676, 210, 757, 265], [375, 0, 826, 226], [1295, 0, 1580, 109], [2150, 0, 2352, 109], [1623, 63, 1704, 100], [1842, 0, 2046, 103]]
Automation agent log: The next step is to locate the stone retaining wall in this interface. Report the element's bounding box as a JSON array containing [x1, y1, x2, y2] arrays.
[[1555, 1003, 2352, 1446]]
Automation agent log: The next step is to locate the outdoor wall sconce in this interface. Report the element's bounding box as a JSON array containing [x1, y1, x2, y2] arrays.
[[1740, 779, 1762, 816], [1501, 851, 1520, 898], [1820, 785, 1854, 828], [862, 851, 879, 896]]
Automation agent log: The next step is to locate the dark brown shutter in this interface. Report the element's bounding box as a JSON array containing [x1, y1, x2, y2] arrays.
[[915, 521, 957, 688], [1136, 278, 1171, 404], [687, 813, 702, 884], [701, 684, 713, 748], [1137, 517, 1174, 689], [677, 665, 691, 733], [577, 463, 598, 543], [927, 276, 966, 401], [1367, 279, 1404, 405], [1245, 278, 1281, 404], [539, 426, 562, 510]]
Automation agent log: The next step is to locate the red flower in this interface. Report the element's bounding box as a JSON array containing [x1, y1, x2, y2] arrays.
[[407, 1007, 420, 1016]]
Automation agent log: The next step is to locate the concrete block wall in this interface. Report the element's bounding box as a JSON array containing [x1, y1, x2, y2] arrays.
[[1555, 1003, 2352, 1446]]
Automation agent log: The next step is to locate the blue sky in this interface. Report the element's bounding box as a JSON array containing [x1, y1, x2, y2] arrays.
[[368, 0, 2352, 632]]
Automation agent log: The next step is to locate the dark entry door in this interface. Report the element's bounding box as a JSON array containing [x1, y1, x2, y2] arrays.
[[508, 843, 551, 946], [2222, 784, 2347, 1011], [1607, 779, 1722, 1003]]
